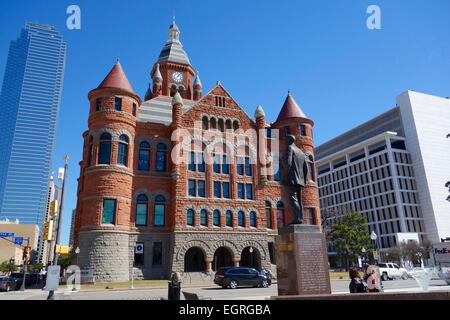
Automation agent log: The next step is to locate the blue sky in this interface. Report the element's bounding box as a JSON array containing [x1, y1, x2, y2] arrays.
[[0, 0, 449, 245]]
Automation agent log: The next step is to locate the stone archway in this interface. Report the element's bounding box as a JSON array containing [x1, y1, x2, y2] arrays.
[[213, 247, 234, 271], [184, 247, 206, 272], [240, 246, 261, 270]]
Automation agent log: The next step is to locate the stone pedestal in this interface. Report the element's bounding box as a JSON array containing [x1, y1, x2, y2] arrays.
[[276, 224, 331, 296]]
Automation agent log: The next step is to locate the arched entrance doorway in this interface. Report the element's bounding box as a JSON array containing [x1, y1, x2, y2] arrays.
[[240, 246, 261, 270], [184, 247, 206, 272], [213, 247, 233, 271]]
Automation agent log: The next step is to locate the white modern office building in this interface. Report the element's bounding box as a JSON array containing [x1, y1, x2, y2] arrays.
[[316, 91, 450, 265]]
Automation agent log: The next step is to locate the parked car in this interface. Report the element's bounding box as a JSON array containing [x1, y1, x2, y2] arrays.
[[8, 272, 42, 289], [214, 267, 271, 289], [377, 263, 408, 281], [0, 276, 16, 292]]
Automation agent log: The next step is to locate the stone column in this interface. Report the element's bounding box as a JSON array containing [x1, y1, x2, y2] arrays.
[[206, 260, 213, 272]]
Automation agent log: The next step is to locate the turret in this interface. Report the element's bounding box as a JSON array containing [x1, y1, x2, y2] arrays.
[[151, 63, 163, 97], [193, 70, 202, 101]]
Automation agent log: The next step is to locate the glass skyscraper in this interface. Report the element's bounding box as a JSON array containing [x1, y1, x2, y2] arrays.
[[0, 22, 66, 228]]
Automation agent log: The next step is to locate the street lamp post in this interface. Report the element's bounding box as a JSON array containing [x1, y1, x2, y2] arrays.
[[370, 231, 378, 263], [370, 231, 384, 291], [75, 247, 80, 266], [249, 247, 254, 269]]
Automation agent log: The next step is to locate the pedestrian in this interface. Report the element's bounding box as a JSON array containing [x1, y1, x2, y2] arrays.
[[349, 267, 368, 293], [366, 266, 380, 293]]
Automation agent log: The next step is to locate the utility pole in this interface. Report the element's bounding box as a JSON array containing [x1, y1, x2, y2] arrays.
[[20, 238, 30, 291], [47, 155, 69, 300]]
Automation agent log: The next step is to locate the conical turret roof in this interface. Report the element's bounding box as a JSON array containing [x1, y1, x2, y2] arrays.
[[276, 92, 307, 121], [98, 61, 136, 94]]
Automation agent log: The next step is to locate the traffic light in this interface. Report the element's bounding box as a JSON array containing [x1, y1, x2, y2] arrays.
[[42, 220, 53, 241], [49, 200, 58, 216]]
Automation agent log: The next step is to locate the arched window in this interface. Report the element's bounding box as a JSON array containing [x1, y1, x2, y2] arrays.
[[218, 119, 224, 132], [136, 194, 148, 226], [154, 195, 166, 226], [276, 201, 285, 228], [210, 118, 217, 130], [200, 209, 208, 226], [265, 201, 272, 229], [226, 210, 233, 227], [306, 153, 316, 182], [170, 85, 177, 97], [202, 116, 209, 130], [117, 134, 129, 166], [87, 135, 94, 166], [238, 211, 245, 227], [98, 133, 112, 165], [138, 141, 151, 171], [186, 209, 195, 226], [213, 210, 220, 227], [233, 120, 239, 131], [250, 211, 257, 228], [156, 143, 167, 172], [225, 119, 232, 131]]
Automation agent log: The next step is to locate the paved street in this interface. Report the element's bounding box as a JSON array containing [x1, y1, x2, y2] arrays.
[[0, 279, 449, 300]]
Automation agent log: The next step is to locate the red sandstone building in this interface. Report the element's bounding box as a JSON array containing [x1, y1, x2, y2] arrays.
[[73, 21, 320, 282]]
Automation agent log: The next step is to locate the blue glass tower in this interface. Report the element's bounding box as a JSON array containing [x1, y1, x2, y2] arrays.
[[0, 23, 66, 227]]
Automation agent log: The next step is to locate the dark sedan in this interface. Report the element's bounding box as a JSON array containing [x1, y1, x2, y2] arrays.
[[214, 267, 271, 289], [0, 276, 16, 292]]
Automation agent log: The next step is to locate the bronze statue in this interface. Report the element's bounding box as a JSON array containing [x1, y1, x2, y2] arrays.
[[281, 135, 308, 225]]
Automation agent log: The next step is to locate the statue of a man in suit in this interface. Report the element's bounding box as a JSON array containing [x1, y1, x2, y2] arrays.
[[281, 135, 308, 225]]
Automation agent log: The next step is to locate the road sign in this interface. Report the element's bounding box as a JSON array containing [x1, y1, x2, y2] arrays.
[[0, 232, 14, 237], [135, 243, 144, 254], [14, 237, 23, 245]]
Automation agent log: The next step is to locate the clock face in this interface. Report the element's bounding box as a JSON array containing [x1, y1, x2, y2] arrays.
[[172, 71, 184, 83]]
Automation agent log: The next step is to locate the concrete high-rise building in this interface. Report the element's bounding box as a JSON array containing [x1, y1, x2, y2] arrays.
[[316, 91, 450, 265], [0, 23, 66, 228]]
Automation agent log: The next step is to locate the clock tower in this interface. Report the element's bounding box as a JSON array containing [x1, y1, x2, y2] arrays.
[[151, 19, 196, 100]]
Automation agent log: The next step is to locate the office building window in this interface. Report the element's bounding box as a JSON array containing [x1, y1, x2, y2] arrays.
[[156, 143, 167, 172], [136, 194, 148, 226], [213, 210, 220, 226], [102, 199, 116, 224], [246, 184, 253, 200], [237, 157, 244, 175], [186, 209, 195, 226], [154, 195, 165, 226], [115, 97, 122, 111], [188, 180, 196, 197], [98, 133, 112, 164], [200, 209, 208, 226], [223, 182, 230, 199], [250, 211, 257, 227], [238, 211, 245, 227], [238, 183, 245, 199], [198, 180, 206, 197], [214, 181, 221, 198], [226, 210, 233, 227], [117, 134, 129, 166], [138, 141, 151, 171], [245, 158, 252, 176], [265, 201, 272, 229]]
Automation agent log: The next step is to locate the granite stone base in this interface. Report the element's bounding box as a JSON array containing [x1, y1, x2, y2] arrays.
[[272, 291, 450, 300], [276, 224, 331, 296]]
